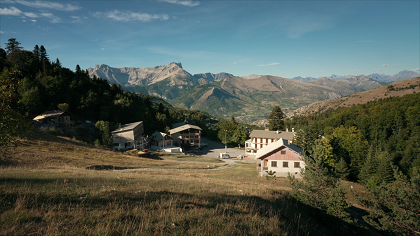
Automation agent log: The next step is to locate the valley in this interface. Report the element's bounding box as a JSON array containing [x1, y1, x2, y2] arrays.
[[88, 62, 419, 123]]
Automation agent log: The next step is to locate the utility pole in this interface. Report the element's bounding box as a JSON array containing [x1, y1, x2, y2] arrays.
[[225, 130, 227, 153]]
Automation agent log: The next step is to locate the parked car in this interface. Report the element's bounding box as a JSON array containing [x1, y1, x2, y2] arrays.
[[219, 153, 230, 159], [200, 142, 208, 147]]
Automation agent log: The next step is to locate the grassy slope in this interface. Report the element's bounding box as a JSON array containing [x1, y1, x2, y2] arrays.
[[0, 132, 371, 235]]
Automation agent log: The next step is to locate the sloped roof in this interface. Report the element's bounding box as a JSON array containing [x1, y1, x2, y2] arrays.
[[112, 121, 143, 133], [256, 138, 303, 159], [33, 110, 71, 120], [250, 130, 294, 140], [150, 131, 172, 142], [169, 124, 202, 134]]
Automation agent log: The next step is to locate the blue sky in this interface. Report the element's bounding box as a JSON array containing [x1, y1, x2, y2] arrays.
[[1, 0, 419, 78]]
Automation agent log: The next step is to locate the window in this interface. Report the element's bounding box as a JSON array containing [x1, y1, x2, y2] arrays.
[[294, 162, 301, 168], [281, 150, 286, 155], [271, 161, 277, 167], [283, 162, 288, 168]]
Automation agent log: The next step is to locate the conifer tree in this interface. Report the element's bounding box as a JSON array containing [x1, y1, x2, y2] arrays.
[[39, 45, 49, 62], [335, 157, 350, 180], [358, 147, 379, 184], [377, 157, 395, 184], [32, 45, 41, 70], [288, 140, 351, 220], [359, 167, 420, 235], [268, 106, 284, 131]]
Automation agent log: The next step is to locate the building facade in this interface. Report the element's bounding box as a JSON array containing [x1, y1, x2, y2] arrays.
[[33, 110, 72, 127], [112, 121, 145, 150], [256, 138, 304, 178], [169, 124, 202, 148], [245, 129, 294, 156], [150, 131, 173, 149]]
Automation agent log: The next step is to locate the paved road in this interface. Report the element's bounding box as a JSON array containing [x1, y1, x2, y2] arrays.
[[199, 138, 250, 159]]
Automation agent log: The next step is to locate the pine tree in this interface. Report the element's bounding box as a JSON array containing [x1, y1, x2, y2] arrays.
[[360, 167, 420, 235], [288, 140, 351, 220], [39, 45, 49, 62], [5, 38, 23, 55], [377, 157, 395, 184], [335, 157, 350, 180], [268, 106, 284, 131], [358, 147, 379, 184], [33, 45, 41, 71]]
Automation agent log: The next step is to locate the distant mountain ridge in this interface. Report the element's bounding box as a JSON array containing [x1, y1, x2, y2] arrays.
[[287, 77, 420, 118], [87, 62, 419, 123], [291, 70, 419, 83]]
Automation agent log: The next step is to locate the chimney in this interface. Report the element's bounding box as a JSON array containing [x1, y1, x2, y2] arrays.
[[286, 128, 288, 132], [292, 128, 294, 133], [265, 127, 269, 131], [119, 123, 122, 130], [276, 130, 279, 134]]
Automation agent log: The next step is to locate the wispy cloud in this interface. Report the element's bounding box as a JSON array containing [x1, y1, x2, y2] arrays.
[[70, 16, 87, 23], [0, 6, 22, 16], [158, 0, 200, 7], [257, 63, 280, 67], [0, 6, 60, 23], [412, 68, 420, 71], [382, 64, 399, 67], [4, 0, 81, 11], [93, 10, 169, 22], [40, 12, 60, 23]]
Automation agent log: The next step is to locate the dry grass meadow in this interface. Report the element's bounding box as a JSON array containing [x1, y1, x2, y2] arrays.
[[0, 132, 369, 235]]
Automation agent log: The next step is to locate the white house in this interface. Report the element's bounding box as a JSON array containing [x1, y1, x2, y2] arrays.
[[256, 138, 304, 178], [245, 128, 295, 156]]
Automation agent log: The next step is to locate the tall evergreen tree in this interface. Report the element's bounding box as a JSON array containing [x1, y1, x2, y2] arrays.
[[335, 157, 350, 180], [5, 38, 23, 55], [39, 45, 48, 62], [268, 106, 285, 131], [359, 167, 420, 235], [32, 45, 41, 71], [288, 140, 351, 221], [358, 148, 379, 184]]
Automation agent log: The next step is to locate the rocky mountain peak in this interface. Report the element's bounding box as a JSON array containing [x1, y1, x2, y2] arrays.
[[170, 62, 183, 68]]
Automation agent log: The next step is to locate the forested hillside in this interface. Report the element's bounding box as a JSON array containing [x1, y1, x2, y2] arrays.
[[287, 92, 420, 179], [0, 38, 219, 141], [284, 92, 420, 234]]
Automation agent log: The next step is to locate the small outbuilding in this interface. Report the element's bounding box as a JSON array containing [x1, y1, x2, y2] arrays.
[[33, 110, 72, 127], [150, 131, 173, 149]]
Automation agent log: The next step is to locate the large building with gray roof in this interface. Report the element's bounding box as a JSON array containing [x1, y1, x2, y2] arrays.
[[245, 128, 295, 157]]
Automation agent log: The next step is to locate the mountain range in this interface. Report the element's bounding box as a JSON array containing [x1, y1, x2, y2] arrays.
[[287, 77, 420, 118], [290, 70, 419, 83], [87, 62, 419, 123]]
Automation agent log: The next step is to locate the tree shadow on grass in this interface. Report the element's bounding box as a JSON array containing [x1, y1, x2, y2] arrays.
[[0, 178, 381, 236]]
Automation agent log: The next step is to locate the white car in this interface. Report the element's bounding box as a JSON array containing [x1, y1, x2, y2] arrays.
[[219, 153, 230, 159]]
